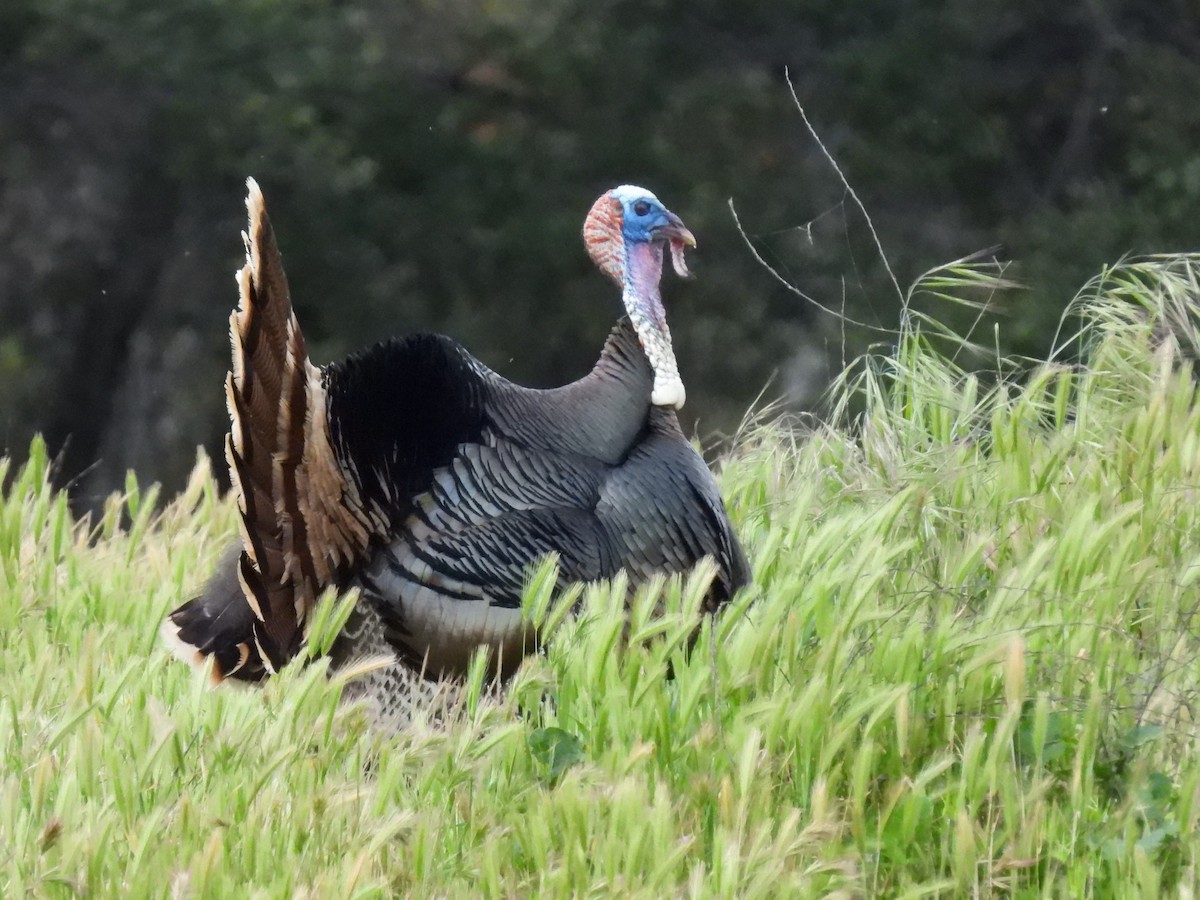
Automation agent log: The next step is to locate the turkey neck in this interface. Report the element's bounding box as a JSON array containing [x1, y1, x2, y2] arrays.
[[623, 241, 685, 409]]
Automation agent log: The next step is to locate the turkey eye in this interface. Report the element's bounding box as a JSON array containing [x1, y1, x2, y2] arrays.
[[633, 200, 651, 217]]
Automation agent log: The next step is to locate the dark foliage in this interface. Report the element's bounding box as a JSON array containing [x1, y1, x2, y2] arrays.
[[1, 0, 1197, 507]]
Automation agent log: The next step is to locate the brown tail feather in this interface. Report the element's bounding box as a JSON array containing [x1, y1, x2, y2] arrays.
[[164, 178, 382, 681]]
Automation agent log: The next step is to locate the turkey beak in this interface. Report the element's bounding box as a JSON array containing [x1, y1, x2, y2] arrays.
[[653, 213, 696, 278], [653, 214, 696, 249]]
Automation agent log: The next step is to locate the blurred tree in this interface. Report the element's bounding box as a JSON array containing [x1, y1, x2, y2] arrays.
[[0, 0, 1197, 507]]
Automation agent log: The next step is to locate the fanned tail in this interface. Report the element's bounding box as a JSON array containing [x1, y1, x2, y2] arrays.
[[163, 178, 380, 682]]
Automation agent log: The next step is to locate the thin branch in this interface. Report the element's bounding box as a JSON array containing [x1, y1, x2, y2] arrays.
[[728, 198, 897, 335], [783, 68, 908, 316]]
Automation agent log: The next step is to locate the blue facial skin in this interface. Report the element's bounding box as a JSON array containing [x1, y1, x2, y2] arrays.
[[619, 198, 678, 245]]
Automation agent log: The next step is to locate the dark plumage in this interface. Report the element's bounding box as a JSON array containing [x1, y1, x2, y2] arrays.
[[163, 179, 750, 723]]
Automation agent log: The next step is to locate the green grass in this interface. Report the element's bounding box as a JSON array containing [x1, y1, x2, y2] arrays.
[[5, 256, 1200, 897]]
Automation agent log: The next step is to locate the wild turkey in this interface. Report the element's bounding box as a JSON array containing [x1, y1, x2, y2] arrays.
[[163, 179, 750, 722]]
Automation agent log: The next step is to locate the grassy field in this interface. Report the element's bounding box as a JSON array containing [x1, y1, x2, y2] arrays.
[[4, 257, 1200, 897]]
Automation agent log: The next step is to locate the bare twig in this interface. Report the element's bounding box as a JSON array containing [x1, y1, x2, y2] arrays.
[[783, 68, 907, 315], [728, 198, 896, 334]]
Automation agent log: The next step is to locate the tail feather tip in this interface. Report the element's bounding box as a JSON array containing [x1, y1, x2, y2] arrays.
[[244, 179, 266, 242], [159, 614, 226, 685]]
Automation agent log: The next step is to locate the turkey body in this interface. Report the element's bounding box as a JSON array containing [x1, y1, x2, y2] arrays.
[[163, 180, 750, 723], [326, 324, 749, 682]]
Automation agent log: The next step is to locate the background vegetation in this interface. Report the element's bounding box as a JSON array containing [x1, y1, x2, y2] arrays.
[[1, 1, 1198, 508], [4, 257, 1200, 895]]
